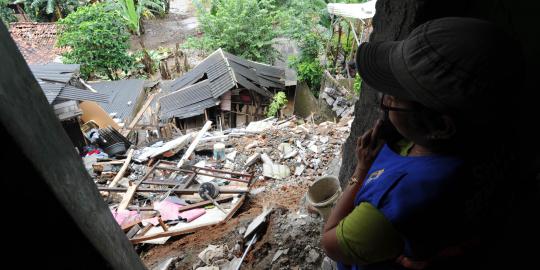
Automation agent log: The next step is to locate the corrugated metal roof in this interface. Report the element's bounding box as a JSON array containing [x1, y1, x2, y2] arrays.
[[164, 50, 224, 94], [38, 82, 64, 104], [90, 79, 145, 123], [160, 79, 213, 116], [57, 85, 110, 103], [209, 70, 236, 97], [29, 64, 85, 104], [162, 98, 219, 119], [29, 64, 80, 83], [223, 51, 285, 80], [159, 48, 286, 120]]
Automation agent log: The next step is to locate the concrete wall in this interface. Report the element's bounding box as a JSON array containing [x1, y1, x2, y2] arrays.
[[293, 82, 336, 123]]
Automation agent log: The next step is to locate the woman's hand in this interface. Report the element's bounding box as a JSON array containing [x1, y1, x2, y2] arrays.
[[353, 120, 385, 176]]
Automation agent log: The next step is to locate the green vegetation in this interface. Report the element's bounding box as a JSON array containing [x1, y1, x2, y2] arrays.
[[23, 0, 79, 21], [280, 0, 328, 95], [57, 3, 133, 80], [108, 0, 165, 35], [287, 32, 325, 96], [184, 0, 279, 63], [267, 91, 288, 117], [353, 73, 362, 95], [1, 0, 16, 26], [132, 47, 170, 77]]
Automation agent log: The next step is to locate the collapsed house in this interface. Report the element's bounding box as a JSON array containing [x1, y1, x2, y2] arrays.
[[158, 49, 290, 130], [29, 63, 109, 151], [90, 79, 147, 128]]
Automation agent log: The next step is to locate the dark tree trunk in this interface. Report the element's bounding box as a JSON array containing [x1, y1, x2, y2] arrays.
[[339, 0, 426, 188]]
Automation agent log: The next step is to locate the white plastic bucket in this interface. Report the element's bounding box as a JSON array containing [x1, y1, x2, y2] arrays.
[[306, 176, 341, 220]]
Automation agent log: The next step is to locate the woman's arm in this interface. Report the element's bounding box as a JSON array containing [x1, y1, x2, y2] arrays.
[[322, 120, 385, 263]]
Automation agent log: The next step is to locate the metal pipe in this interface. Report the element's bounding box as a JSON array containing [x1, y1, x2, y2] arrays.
[[98, 187, 247, 194], [235, 234, 257, 270], [191, 166, 253, 177], [156, 165, 251, 183]]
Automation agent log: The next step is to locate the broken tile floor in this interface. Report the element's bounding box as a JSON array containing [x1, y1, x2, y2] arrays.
[[85, 115, 352, 269]]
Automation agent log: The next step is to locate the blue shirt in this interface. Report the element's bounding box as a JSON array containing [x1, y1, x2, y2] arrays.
[[341, 144, 466, 270]]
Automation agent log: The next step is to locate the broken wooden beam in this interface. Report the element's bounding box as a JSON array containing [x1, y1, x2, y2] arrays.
[[117, 183, 138, 211], [177, 121, 212, 168], [122, 93, 156, 136], [108, 148, 134, 188], [323, 70, 350, 95]]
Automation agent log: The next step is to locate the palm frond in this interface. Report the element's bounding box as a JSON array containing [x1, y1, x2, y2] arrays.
[[45, 0, 55, 14]]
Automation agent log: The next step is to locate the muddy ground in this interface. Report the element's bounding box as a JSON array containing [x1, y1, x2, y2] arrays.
[[139, 179, 328, 269], [131, 0, 199, 51]]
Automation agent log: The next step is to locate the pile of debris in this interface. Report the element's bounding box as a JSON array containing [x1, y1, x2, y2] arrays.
[[319, 86, 355, 119], [83, 114, 351, 268]]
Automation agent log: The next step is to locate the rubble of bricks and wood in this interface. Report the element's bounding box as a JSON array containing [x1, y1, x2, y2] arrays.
[[85, 115, 352, 269]]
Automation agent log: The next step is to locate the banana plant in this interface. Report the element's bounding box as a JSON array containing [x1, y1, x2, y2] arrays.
[[110, 0, 165, 35]]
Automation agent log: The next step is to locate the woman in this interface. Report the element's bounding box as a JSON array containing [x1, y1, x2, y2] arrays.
[[321, 17, 518, 269]]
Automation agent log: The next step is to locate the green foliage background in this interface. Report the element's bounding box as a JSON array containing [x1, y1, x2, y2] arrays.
[[22, 0, 79, 22], [57, 3, 134, 80], [1, 0, 16, 26], [185, 0, 280, 63]]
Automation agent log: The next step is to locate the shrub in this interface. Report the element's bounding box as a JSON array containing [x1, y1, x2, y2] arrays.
[[185, 0, 279, 63], [267, 91, 288, 117], [57, 3, 134, 80]]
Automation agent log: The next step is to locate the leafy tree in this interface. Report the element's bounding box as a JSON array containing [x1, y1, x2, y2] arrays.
[[288, 32, 324, 94], [185, 0, 280, 63], [278, 0, 328, 94], [57, 3, 134, 80], [267, 91, 288, 117], [108, 0, 165, 35], [22, 0, 78, 21], [1, 0, 17, 26]]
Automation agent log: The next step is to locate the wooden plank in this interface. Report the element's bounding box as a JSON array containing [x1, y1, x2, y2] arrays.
[[95, 159, 126, 165], [130, 222, 219, 244], [134, 224, 153, 238], [80, 101, 121, 130], [130, 195, 245, 244], [177, 121, 212, 168], [108, 148, 134, 187], [118, 184, 138, 211], [122, 93, 156, 136], [126, 224, 141, 239]]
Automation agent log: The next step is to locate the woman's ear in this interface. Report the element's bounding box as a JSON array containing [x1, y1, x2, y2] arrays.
[[428, 115, 456, 140]]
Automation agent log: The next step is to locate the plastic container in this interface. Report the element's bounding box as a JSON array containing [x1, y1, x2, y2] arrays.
[[213, 143, 226, 161], [306, 175, 342, 220]]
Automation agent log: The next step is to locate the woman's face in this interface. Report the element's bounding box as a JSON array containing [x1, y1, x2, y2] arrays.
[[382, 95, 427, 144]]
